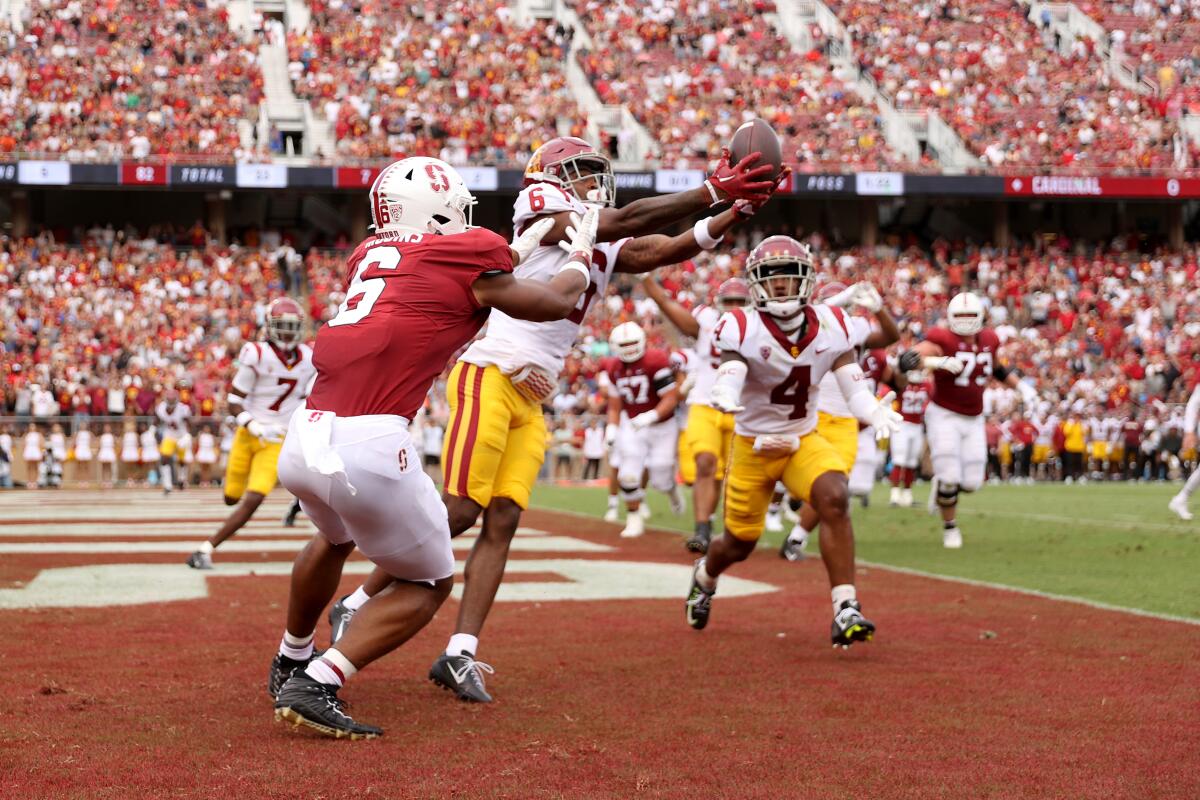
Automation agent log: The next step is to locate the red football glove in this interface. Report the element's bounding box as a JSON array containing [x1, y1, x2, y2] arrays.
[[704, 148, 776, 205]]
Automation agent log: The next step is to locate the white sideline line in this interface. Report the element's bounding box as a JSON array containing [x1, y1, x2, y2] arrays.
[[956, 507, 1194, 533], [530, 503, 1200, 626], [858, 560, 1200, 627]]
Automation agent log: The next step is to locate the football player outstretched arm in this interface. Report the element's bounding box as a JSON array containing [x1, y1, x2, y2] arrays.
[[897, 339, 960, 375], [473, 212, 597, 322], [640, 277, 700, 338], [831, 351, 903, 436], [823, 283, 900, 349], [612, 204, 751, 275]]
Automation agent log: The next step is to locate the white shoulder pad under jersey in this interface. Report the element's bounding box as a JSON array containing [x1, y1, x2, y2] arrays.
[[688, 304, 724, 407], [235, 341, 317, 427], [716, 304, 858, 437], [816, 312, 871, 417], [462, 183, 628, 377]]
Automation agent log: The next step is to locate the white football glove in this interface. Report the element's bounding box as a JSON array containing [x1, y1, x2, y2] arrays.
[[556, 206, 601, 263], [244, 418, 267, 439], [1016, 380, 1038, 407], [823, 283, 858, 308], [851, 283, 883, 312], [752, 434, 799, 455], [924, 356, 963, 375], [873, 391, 897, 440], [631, 410, 659, 429], [709, 383, 744, 414], [867, 401, 903, 439], [604, 423, 618, 447], [509, 217, 555, 266]]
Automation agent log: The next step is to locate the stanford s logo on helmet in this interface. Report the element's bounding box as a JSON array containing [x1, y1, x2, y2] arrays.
[[369, 157, 476, 236], [525, 137, 616, 207], [745, 235, 816, 324], [267, 297, 304, 350]]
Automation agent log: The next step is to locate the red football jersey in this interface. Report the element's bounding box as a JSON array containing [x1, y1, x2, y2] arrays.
[[860, 348, 887, 392], [924, 326, 1002, 417], [604, 348, 676, 417], [898, 380, 932, 424], [306, 228, 512, 419]]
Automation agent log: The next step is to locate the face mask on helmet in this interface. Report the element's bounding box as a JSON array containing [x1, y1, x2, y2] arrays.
[[748, 257, 815, 327], [561, 154, 616, 207], [268, 309, 303, 350], [947, 293, 985, 336], [609, 323, 646, 363]]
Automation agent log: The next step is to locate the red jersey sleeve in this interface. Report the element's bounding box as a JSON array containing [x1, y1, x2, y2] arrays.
[[924, 327, 956, 353]]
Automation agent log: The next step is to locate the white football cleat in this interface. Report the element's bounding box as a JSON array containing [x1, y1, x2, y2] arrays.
[[901, 488, 914, 508], [603, 505, 619, 523], [667, 484, 686, 516], [620, 512, 645, 538], [942, 526, 963, 549], [1168, 495, 1193, 521], [889, 487, 900, 507], [639, 502, 652, 520], [764, 510, 783, 533]]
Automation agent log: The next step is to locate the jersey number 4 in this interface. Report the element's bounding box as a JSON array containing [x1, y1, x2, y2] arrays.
[[328, 246, 401, 327], [771, 366, 811, 420]]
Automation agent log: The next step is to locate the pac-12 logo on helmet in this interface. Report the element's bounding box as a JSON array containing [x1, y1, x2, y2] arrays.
[[267, 297, 304, 350], [524, 137, 616, 207], [369, 157, 477, 237]]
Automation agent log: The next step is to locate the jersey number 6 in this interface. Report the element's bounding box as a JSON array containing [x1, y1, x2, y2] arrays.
[[328, 246, 401, 327]]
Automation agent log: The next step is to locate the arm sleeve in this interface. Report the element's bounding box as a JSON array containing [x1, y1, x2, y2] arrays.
[[1185, 386, 1200, 433], [847, 316, 872, 349], [834, 361, 880, 425], [651, 366, 676, 394], [713, 310, 748, 356], [230, 344, 259, 398]]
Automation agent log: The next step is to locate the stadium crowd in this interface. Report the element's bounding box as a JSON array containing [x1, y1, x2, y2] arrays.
[[572, 0, 916, 171], [0, 0, 262, 161], [286, 0, 582, 163], [2, 220, 1196, 487], [831, 0, 1189, 173]]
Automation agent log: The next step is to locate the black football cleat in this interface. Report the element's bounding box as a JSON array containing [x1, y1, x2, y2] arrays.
[[282, 499, 302, 528], [429, 652, 494, 703], [274, 673, 381, 740], [328, 596, 355, 646], [685, 521, 711, 554], [268, 651, 315, 700], [831, 600, 875, 649], [685, 559, 716, 630]]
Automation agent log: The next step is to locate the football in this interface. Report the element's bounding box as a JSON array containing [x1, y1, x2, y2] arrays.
[[728, 118, 783, 179]]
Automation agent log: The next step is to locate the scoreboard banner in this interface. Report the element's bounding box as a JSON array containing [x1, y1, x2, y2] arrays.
[[1003, 174, 1200, 199], [0, 160, 1196, 200]]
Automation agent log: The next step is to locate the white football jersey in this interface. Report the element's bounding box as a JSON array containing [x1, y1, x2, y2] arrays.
[[231, 341, 317, 427], [155, 401, 192, 438], [687, 304, 724, 407], [715, 304, 860, 437], [461, 183, 629, 377], [814, 315, 872, 417]]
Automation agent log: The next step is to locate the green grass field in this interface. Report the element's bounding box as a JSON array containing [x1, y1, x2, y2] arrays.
[[530, 481, 1200, 621]]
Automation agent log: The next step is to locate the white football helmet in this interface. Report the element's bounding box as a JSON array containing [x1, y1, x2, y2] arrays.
[[368, 157, 476, 236], [610, 322, 647, 363], [947, 292, 985, 336]]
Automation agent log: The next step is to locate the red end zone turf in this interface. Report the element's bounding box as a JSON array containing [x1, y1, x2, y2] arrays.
[[2, 505, 1198, 799]]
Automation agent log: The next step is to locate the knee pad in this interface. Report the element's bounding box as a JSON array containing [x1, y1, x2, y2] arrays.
[[936, 481, 960, 508], [619, 481, 645, 503]]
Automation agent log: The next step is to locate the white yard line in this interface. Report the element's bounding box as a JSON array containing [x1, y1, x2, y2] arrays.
[[531, 503, 1200, 626]]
